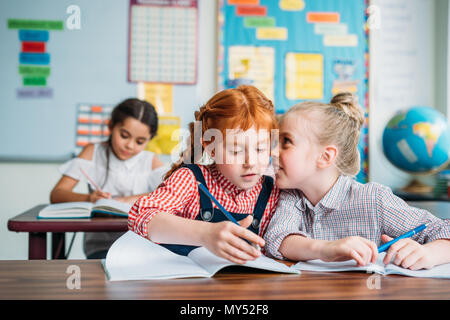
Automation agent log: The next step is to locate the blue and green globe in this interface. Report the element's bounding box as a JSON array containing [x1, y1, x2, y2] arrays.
[[382, 106, 450, 174]]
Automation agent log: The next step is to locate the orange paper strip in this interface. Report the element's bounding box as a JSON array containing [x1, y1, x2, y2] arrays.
[[228, 0, 259, 4], [91, 105, 103, 113], [306, 12, 340, 23], [236, 6, 267, 16]]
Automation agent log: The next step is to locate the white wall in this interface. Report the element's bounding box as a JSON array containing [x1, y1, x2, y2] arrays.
[[435, 0, 449, 119], [0, 0, 217, 260], [448, 0, 450, 118], [369, 0, 438, 188]]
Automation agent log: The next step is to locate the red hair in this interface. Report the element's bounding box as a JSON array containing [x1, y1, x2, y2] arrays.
[[164, 85, 277, 179]]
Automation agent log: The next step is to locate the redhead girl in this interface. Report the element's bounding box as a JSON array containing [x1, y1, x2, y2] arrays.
[[128, 85, 280, 264]]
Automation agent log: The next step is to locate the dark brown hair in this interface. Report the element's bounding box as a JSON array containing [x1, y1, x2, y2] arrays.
[[102, 98, 158, 188]]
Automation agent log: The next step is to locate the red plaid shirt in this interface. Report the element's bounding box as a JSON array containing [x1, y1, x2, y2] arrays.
[[128, 164, 280, 240]]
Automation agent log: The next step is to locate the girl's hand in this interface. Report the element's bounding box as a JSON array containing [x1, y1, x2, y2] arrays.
[[201, 216, 265, 264], [88, 190, 112, 202], [381, 235, 435, 270], [319, 236, 378, 266]]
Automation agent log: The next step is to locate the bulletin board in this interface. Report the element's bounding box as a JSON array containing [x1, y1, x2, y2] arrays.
[[217, 0, 369, 182]]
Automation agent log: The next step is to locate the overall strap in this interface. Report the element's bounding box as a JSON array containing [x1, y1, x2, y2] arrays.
[[182, 164, 214, 219], [249, 176, 274, 232]]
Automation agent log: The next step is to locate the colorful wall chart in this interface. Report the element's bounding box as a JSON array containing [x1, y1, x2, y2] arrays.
[[218, 0, 369, 182], [75, 104, 113, 155], [8, 19, 63, 98], [128, 0, 198, 84]]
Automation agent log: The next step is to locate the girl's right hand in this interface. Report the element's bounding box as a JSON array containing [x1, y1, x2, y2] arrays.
[[202, 216, 265, 264], [319, 236, 378, 266], [88, 190, 112, 203]]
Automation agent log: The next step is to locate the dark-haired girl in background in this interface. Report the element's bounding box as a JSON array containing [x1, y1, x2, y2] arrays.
[[50, 98, 168, 259]]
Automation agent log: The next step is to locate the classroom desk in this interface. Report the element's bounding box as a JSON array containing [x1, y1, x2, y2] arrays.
[[7, 204, 127, 260], [0, 259, 448, 300], [7, 201, 449, 260]]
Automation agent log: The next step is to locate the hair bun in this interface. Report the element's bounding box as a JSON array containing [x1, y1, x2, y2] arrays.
[[330, 92, 364, 129]]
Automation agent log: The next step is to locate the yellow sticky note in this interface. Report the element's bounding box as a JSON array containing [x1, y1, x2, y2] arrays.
[[228, 46, 275, 101], [279, 0, 305, 11], [138, 83, 173, 114], [145, 115, 181, 155], [256, 27, 288, 40], [323, 34, 358, 47], [285, 53, 323, 100]]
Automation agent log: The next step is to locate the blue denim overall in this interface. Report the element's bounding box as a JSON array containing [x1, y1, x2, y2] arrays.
[[160, 164, 274, 256]]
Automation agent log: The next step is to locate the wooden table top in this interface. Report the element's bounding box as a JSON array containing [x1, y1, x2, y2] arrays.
[[7, 204, 128, 233], [8, 201, 448, 234], [0, 259, 448, 300]]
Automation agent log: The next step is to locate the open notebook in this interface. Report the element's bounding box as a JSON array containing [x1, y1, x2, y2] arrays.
[[38, 199, 132, 219], [292, 253, 450, 279], [103, 231, 300, 281]]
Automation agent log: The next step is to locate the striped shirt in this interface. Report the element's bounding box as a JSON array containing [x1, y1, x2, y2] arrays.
[[264, 175, 450, 260], [128, 164, 280, 242]]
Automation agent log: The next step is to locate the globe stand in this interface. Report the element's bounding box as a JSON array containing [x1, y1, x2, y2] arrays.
[[401, 179, 433, 194]]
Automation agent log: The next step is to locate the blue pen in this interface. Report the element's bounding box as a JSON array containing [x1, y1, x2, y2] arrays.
[[197, 182, 239, 224], [197, 182, 260, 250], [378, 223, 429, 253]]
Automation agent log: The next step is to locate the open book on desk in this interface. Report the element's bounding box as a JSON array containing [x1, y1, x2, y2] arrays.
[[103, 231, 300, 281], [38, 199, 131, 219], [292, 253, 450, 279]]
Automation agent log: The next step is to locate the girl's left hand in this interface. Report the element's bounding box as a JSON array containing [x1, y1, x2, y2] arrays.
[[381, 235, 435, 270]]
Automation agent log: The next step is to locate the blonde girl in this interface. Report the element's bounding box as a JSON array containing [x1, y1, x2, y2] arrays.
[[264, 93, 450, 270]]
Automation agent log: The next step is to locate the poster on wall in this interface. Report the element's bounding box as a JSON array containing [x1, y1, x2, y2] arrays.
[[128, 0, 198, 84], [75, 104, 113, 155], [218, 0, 369, 182], [7, 19, 63, 99]]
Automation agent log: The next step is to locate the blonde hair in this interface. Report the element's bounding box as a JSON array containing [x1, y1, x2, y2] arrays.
[[282, 92, 365, 176]]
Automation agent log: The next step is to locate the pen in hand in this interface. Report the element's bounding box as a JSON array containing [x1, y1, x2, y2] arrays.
[[80, 168, 111, 199], [378, 223, 429, 253], [196, 182, 261, 251]]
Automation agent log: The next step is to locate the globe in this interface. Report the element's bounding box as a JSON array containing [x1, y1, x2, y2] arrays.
[[382, 106, 450, 174]]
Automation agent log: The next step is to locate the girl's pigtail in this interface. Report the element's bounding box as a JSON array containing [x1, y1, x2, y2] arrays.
[[101, 137, 112, 190]]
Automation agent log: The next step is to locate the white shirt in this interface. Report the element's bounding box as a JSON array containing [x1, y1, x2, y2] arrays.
[[59, 143, 167, 196]]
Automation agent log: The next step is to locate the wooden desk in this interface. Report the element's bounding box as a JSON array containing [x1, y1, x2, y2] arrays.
[[7, 201, 449, 260], [0, 259, 448, 300], [7, 204, 127, 260]]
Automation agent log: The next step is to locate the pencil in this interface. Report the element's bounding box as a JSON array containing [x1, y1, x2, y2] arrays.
[[80, 168, 102, 192]]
